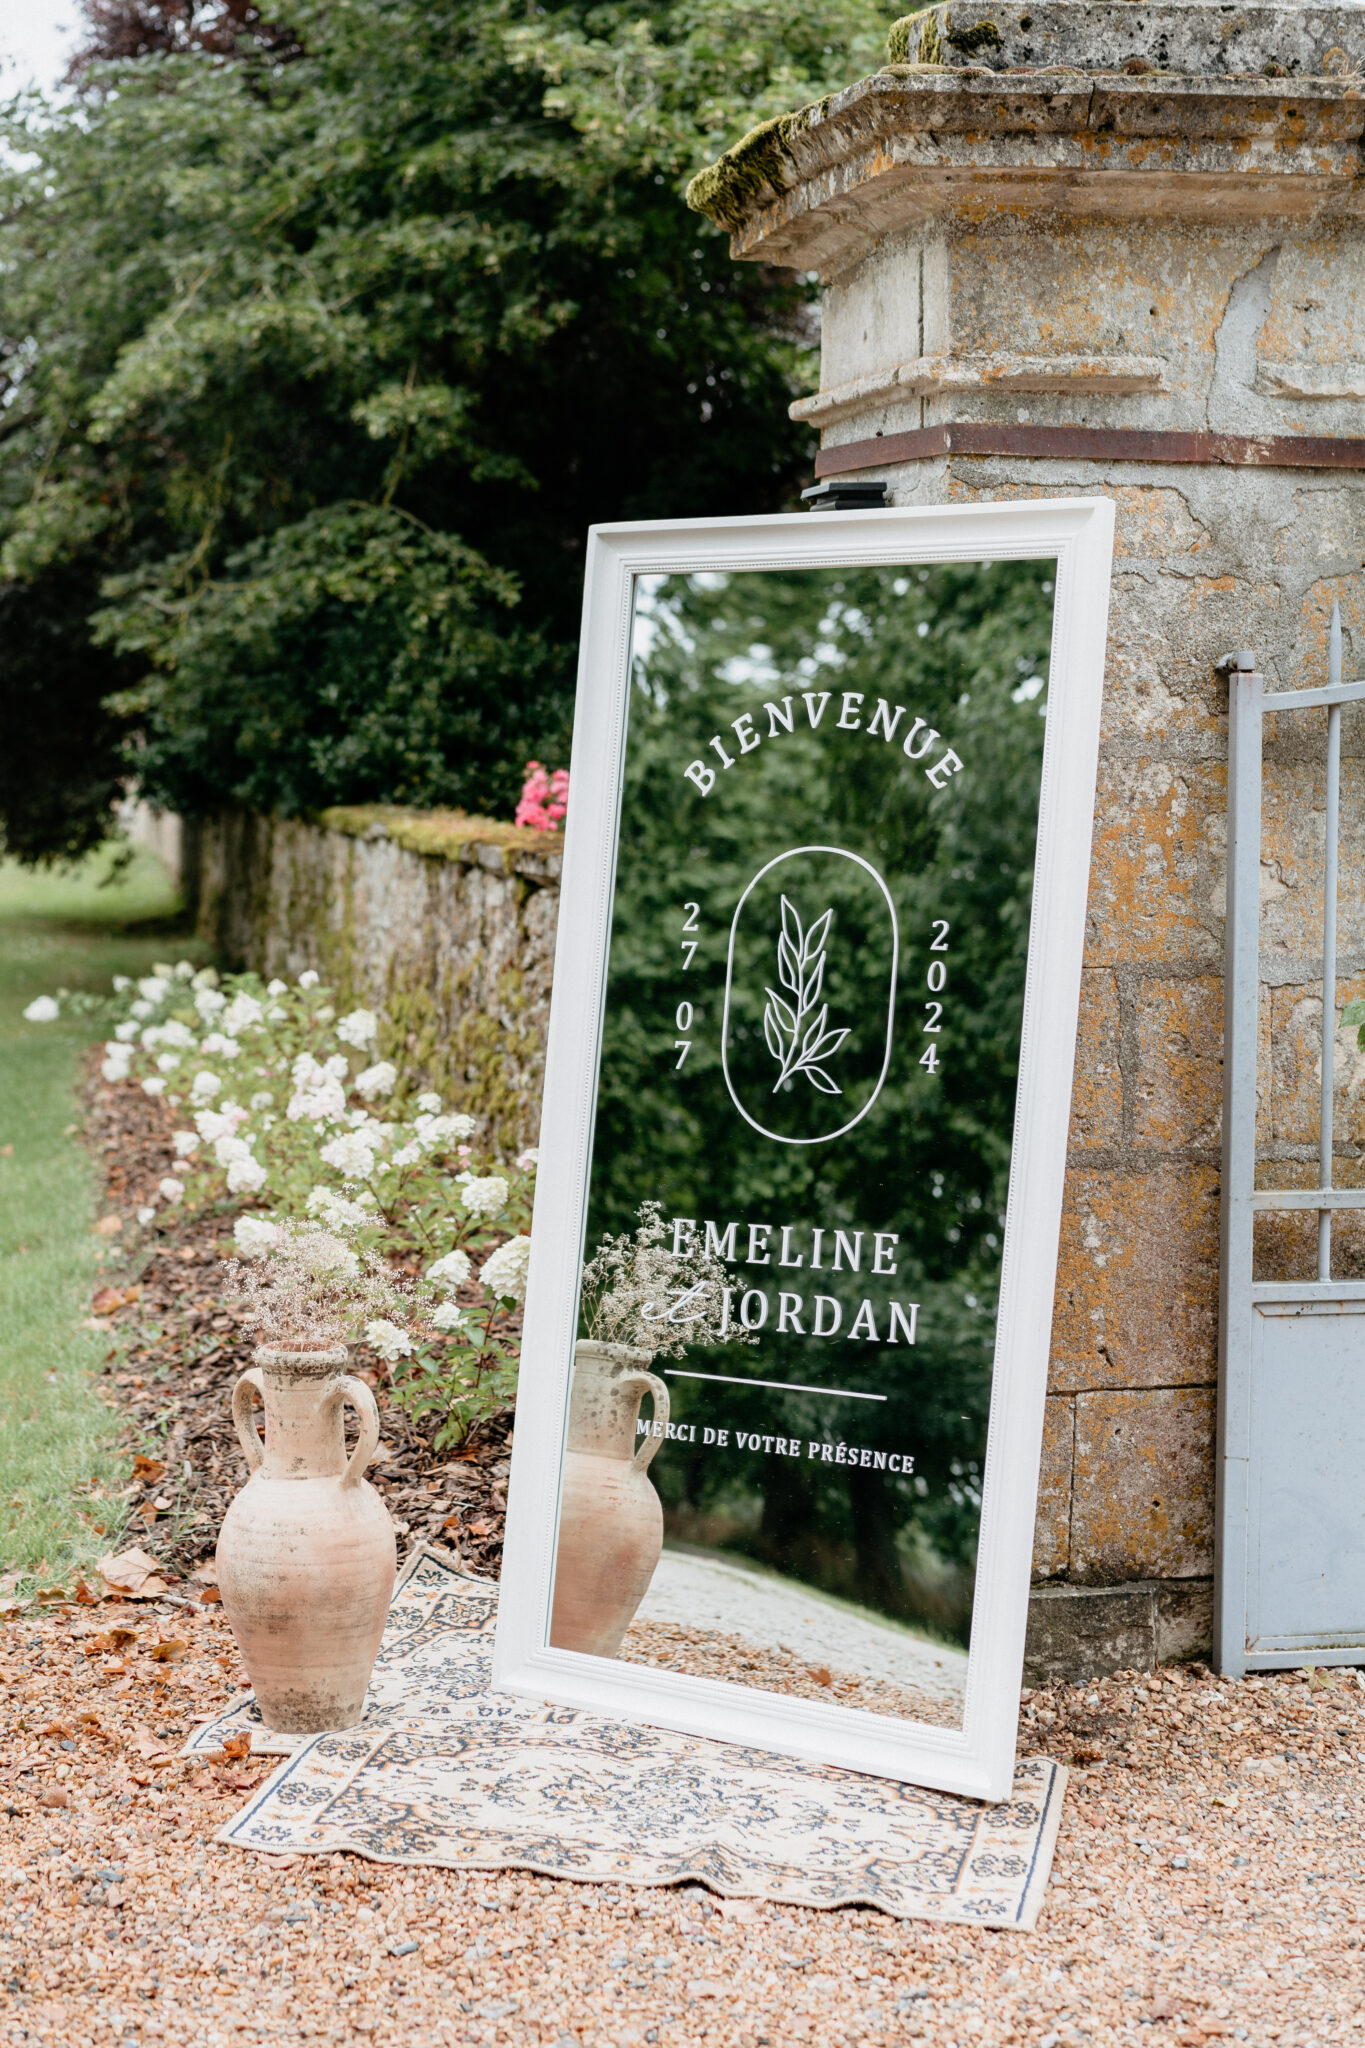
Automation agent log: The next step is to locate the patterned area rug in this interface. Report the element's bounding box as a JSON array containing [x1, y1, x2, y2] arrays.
[[186, 1547, 1066, 1927]]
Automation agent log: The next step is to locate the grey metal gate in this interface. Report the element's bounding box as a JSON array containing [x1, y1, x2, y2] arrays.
[[1217, 609, 1365, 1675]]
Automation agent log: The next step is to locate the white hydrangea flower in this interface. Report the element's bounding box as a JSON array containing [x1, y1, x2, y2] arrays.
[[287, 1079, 347, 1125], [461, 1175, 509, 1222], [292, 1051, 325, 1086], [192, 966, 218, 989], [516, 1148, 540, 1172], [324, 1053, 348, 1080], [201, 1032, 241, 1059], [479, 1233, 532, 1304], [156, 1053, 181, 1073], [365, 1319, 412, 1361], [174, 960, 196, 980], [112, 976, 132, 993], [432, 1300, 466, 1332], [355, 1061, 397, 1101], [159, 1020, 196, 1049], [413, 1112, 475, 1150], [305, 1186, 377, 1228], [172, 1130, 199, 1157], [221, 994, 265, 1035], [101, 1055, 131, 1082], [140, 1025, 164, 1048], [336, 1008, 379, 1048], [195, 1106, 245, 1144], [266, 978, 287, 997], [266, 1005, 287, 1021], [103, 1039, 133, 1063], [298, 970, 320, 990], [416, 1091, 442, 1115], [250, 1091, 273, 1110], [234, 1215, 281, 1257], [215, 1134, 254, 1167], [22, 996, 59, 1022], [194, 987, 227, 1020], [427, 1248, 472, 1292], [152, 962, 175, 978], [137, 977, 171, 1004], [319, 1130, 378, 1180], [158, 1177, 185, 1203], [137, 1205, 157, 1225], [226, 1156, 268, 1195], [390, 1144, 421, 1167], [190, 1071, 221, 1101], [129, 999, 154, 1020], [114, 1020, 140, 1042], [142, 1077, 166, 1097]]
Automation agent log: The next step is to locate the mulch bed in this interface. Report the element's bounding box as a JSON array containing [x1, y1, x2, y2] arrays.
[[82, 1067, 512, 1586]]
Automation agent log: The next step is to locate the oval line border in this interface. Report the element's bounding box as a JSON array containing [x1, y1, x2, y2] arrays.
[[721, 843, 899, 1147]]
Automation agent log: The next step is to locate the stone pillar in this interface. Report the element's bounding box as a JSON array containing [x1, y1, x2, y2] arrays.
[[689, 0, 1365, 1679]]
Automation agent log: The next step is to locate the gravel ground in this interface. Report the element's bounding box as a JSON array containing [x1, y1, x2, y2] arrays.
[[1, 1612, 1363, 2048]]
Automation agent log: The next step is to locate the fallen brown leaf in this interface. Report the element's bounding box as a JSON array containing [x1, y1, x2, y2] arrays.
[[132, 1455, 167, 1484], [97, 1547, 169, 1598], [199, 1586, 222, 1605], [38, 1788, 70, 1809], [93, 1215, 123, 1237], [148, 1638, 188, 1663], [220, 1730, 252, 1762], [73, 1579, 98, 1605]]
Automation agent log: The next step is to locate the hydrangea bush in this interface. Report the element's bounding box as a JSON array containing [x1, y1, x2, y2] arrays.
[[33, 961, 536, 1443]]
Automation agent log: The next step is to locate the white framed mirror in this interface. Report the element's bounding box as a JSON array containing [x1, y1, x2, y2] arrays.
[[493, 497, 1114, 1800]]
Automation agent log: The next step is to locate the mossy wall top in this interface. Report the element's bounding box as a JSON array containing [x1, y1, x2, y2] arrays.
[[191, 807, 562, 1160]]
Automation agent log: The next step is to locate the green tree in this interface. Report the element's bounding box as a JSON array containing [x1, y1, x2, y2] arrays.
[[0, 0, 891, 856]]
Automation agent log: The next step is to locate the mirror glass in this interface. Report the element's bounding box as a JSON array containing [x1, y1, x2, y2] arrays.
[[547, 556, 1057, 1731]]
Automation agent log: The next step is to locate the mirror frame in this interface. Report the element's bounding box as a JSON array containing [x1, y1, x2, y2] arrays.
[[492, 497, 1114, 1800]]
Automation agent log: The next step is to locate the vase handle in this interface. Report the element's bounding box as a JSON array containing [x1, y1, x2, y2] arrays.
[[231, 1367, 266, 1473], [625, 1370, 670, 1473], [337, 1375, 382, 1490]]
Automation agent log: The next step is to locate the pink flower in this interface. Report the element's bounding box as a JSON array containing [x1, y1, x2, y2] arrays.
[[515, 761, 569, 832]]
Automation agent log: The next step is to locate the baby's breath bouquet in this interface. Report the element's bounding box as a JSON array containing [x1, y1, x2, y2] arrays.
[[579, 1201, 754, 1359], [226, 1217, 411, 1349]]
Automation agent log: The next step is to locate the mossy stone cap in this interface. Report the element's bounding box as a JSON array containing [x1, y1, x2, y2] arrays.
[[685, 1, 1365, 264]]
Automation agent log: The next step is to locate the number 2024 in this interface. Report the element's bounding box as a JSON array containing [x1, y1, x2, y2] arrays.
[[921, 919, 949, 1074]]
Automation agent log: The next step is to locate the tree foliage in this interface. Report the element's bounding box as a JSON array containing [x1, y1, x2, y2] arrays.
[[0, 0, 891, 857]]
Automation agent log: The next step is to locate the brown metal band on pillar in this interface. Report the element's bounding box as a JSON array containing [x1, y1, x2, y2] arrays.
[[813, 424, 1365, 479]]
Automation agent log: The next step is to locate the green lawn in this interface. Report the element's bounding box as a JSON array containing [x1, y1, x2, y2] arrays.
[[0, 844, 201, 1581]]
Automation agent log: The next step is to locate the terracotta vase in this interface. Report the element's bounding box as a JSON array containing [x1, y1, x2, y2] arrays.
[[216, 1344, 396, 1733], [550, 1340, 670, 1658]]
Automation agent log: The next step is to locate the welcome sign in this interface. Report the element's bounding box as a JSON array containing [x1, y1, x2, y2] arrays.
[[495, 500, 1113, 1799]]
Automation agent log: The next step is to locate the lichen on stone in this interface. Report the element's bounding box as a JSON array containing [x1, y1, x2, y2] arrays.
[[887, 8, 943, 67], [319, 803, 550, 869]]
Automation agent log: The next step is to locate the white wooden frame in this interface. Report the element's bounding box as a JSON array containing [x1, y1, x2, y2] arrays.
[[493, 498, 1114, 1802]]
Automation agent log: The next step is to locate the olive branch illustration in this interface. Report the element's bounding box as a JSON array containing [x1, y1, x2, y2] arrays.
[[764, 895, 850, 1095]]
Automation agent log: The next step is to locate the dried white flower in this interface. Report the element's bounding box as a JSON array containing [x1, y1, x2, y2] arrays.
[[225, 1219, 401, 1345], [306, 1186, 376, 1229], [22, 996, 59, 1022], [364, 1318, 413, 1361], [427, 1249, 472, 1293], [172, 1130, 200, 1157], [479, 1234, 532, 1304], [579, 1200, 752, 1359], [336, 1008, 379, 1048], [460, 1175, 508, 1222], [191, 1071, 221, 1102], [355, 1061, 397, 1101], [158, 1177, 185, 1203]]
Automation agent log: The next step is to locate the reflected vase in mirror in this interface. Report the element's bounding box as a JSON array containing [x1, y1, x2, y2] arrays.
[[216, 1344, 397, 1732], [550, 1341, 670, 1657]]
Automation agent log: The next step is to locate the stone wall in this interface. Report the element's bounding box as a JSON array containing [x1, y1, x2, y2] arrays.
[[692, 0, 1365, 1676], [190, 807, 562, 1158]]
